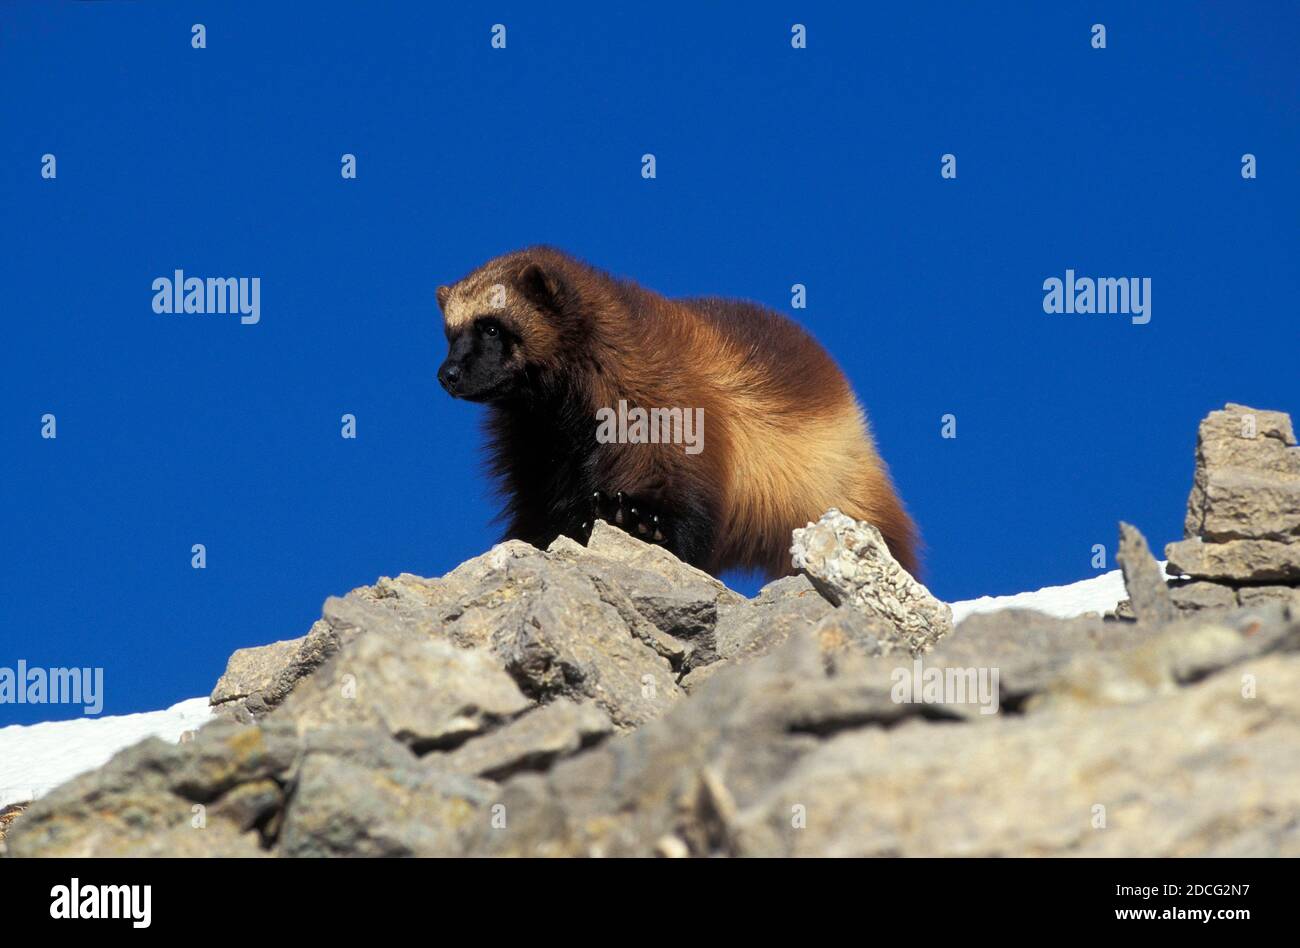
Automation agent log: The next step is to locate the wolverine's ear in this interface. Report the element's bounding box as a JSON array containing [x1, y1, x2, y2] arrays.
[[435, 285, 451, 312], [515, 262, 563, 312]]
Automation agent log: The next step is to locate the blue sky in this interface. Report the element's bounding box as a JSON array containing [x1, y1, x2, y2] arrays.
[[1, 1, 1297, 722]]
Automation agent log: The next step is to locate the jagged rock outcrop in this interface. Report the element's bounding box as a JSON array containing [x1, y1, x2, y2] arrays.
[[790, 508, 953, 652], [1116, 521, 1177, 624]]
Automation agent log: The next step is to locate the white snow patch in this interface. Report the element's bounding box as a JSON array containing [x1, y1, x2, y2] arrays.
[[949, 569, 1132, 625], [0, 569, 1146, 810], [0, 697, 213, 808]]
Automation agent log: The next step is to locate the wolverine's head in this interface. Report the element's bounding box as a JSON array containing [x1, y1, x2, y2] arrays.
[[436, 249, 577, 403]]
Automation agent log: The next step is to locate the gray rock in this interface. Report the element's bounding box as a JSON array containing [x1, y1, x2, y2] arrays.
[[19, 402, 1300, 860], [551, 521, 743, 662], [790, 508, 953, 652], [440, 698, 614, 780], [208, 564, 475, 723], [468, 633, 898, 857], [210, 637, 303, 710], [1155, 604, 1297, 685], [277, 741, 496, 857], [1236, 585, 1300, 611], [683, 573, 837, 684], [1116, 522, 1178, 624], [274, 633, 531, 752], [754, 573, 825, 605], [578, 521, 743, 608], [809, 608, 894, 663], [939, 609, 1143, 712], [347, 542, 549, 653], [470, 605, 1300, 856], [726, 651, 1300, 857], [1167, 579, 1238, 614], [5, 718, 298, 857], [1183, 404, 1300, 543], [489, 562, 683, 727], [1166, 536, 1300, 582], [247, 536, 695, 737], [210, 619, 347, 722]]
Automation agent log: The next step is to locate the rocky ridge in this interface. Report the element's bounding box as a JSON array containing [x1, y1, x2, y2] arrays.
[[6, 404, 1299, 857]]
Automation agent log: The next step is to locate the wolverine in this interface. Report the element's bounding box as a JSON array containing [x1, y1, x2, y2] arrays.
[[436, 247, 918, 579]]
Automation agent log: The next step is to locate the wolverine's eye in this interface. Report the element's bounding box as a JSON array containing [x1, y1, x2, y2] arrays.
[[476, 318, 501, 338]]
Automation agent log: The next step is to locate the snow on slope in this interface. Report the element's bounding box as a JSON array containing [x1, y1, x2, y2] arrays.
[[0, 570, 1134, 809], [949, 568, 1130, 624], [0, 697, 213, 808]]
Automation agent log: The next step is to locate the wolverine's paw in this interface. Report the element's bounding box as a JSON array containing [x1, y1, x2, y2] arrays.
[[581, 490, 667, 545]]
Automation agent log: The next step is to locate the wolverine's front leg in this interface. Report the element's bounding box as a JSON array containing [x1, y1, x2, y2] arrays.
[[582, 489, 714, 569], [584, 490, 665, 542]]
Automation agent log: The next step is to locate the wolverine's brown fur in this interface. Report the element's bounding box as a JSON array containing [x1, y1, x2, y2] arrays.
[[437, 247, 918, 579]]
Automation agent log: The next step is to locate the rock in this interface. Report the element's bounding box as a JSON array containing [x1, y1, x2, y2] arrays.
[[5, 719, 298, 857], [210, 619, 347, 722], [16, 399, 1300, 859], [1236, 585, 1300, 611], [278, 736, 496, 858], [210, 638, 302, 710], [578, 521, 743, 608], [1028, 604, 1298, 711], [586, 571, 693, 666], [274, 633, 531, 752], [24, 594, 1300, 859], [790, 508, 953, 652], [810, 608, 894, 664], [755, 573, 824, 604], [1116, 522, 1177, 624], [1155, 604, 1297, 685], [490, 562, 683, 726], [725, 651, 1300, 857], [468, 633, 910, 857], [552, 521, 744, 666], [1167, 403, 1300, 584], [1166, 536, 1300, 583], [939, 609, 1143, 712], [208, 566, 472, 723], [1192, 474, 1300, 542], [1183, 403, 1300, 542], [342, 541, 547, 653], [0, 804, 27, 856], [227, 534, 698, 737], [1167, 579, 1238, 614], [439, 698, 614, 780], [470, 604, 1300, 856], [681, 573, 837, 685]]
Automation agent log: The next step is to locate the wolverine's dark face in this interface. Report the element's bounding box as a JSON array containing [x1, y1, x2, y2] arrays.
[[436, 258, 567, 403], [437, 315, 523, 403]]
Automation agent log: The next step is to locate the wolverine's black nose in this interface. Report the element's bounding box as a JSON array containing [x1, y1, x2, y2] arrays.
[[438, 362, 461, 393]]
